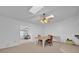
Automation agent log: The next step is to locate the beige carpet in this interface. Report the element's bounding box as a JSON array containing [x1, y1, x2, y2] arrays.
[[0, 42, 79, 53]]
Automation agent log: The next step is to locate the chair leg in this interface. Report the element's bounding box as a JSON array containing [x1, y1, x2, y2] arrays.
[[38, 40, 42, 45], [49, 42, 53, 46]]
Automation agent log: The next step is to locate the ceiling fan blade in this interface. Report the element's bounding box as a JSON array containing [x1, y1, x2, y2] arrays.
[[46, 15, 54, 19]]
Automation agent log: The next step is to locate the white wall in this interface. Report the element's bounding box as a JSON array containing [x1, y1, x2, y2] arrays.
[[0, 16, 19, 48], [43, 16, 79, 45], [0, 16, 42, 49]]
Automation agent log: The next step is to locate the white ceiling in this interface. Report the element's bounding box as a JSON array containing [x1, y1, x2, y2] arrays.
[[0, 6, 79, 25]]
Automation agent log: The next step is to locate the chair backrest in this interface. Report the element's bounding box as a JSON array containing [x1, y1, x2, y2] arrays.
[[50, 35, 53, 40], [37, 35, 41, 40], [48, 35, 53, 40]]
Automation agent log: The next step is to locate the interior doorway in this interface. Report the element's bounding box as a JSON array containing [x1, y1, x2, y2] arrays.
[[20, 25, 31, 40]]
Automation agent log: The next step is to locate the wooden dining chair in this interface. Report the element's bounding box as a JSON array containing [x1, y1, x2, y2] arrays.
[[45, 35, 53, 46], [37, 35, 42, 45]]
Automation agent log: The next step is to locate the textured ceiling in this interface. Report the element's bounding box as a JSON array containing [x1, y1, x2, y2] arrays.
[[0, 6, 79, 25]]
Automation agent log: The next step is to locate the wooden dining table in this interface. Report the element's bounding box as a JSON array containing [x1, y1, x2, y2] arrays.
[[35, 36, 50, 48]]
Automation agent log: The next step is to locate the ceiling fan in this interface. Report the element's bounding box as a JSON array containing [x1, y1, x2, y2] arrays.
[[40, 13, 54, 24], [29, 6, 54, 24]]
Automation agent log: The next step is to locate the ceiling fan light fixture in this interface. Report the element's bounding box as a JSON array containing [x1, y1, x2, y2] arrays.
[[40, 20, 44, 24], [40, 18, 48, 24], [44, 19, 48, 23], [40, 13, 54, 24]]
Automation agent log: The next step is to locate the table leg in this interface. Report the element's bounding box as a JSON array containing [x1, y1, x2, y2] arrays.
[[43, 40, 45, 48]]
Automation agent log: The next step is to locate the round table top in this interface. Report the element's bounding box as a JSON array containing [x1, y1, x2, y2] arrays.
[[35, 36, 50, 41]]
